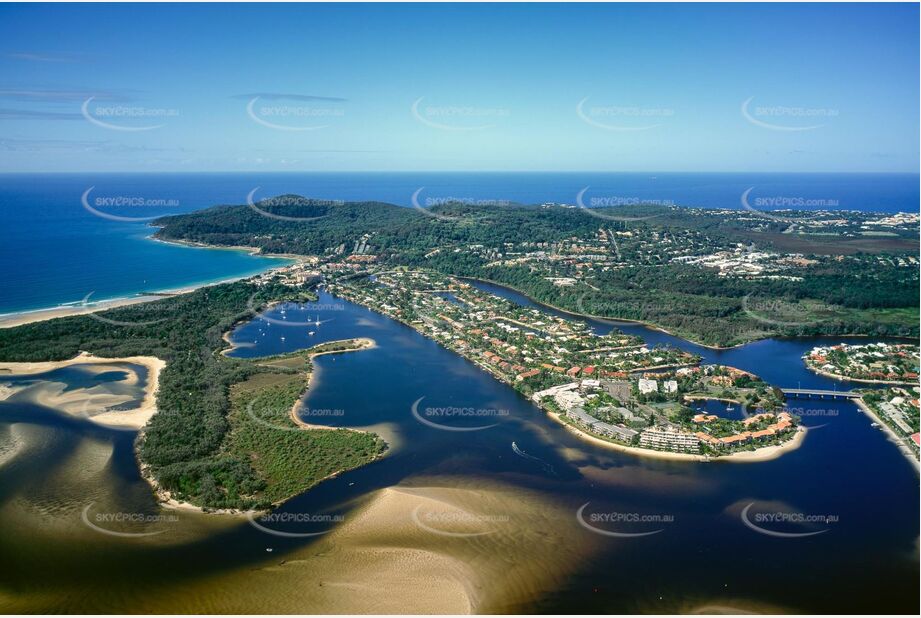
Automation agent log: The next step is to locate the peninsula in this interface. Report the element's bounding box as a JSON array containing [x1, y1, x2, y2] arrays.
[[329, 268, 802, 460], [0, 277, 384, 511]]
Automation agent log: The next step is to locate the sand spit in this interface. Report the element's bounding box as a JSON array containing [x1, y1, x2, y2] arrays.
[[134, 480, 596, 614], [0, 352, 166, 430]]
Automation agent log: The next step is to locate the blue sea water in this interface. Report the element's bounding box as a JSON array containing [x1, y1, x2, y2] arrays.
[[0, 172, 917, 612], [1, 172, 917, 314]]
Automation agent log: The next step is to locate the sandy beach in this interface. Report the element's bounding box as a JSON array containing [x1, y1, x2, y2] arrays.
[[0, 295, 168, 329], [285, 338, 378, 431], [0, 237, 296, 330], [0, 352, 166, 430]]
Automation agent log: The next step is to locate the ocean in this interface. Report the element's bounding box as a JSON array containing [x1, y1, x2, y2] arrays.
[[0, 171, 918, 613], [0, 171, 917, 314]]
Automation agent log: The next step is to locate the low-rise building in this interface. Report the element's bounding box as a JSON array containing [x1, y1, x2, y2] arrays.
[[639, 426, 700, 452]]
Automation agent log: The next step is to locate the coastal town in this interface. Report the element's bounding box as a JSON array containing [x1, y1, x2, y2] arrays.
[[412, 206, 919, 285], [801, 341, 921, 458], [217, 258, 921, 464], [804, 342, 920, 384], [857, 386, 921, 457], [324, 267, 801, 458], [158, 258, 918, 463]]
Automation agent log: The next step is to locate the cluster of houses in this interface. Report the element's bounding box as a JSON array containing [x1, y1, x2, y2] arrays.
[[638, 426, 701, 451], [530, 367, 797, 455], [693, 411, 795, 449], [253, 261, 320, 287], [805, 342, 919, 383], [877, 398, 916, 435]]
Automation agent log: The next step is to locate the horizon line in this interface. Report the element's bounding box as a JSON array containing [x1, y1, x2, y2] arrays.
[[1, 169, 918, 175]]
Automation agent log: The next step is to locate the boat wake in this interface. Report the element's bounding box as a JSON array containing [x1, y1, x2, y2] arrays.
[[511, 441, 557, 476]]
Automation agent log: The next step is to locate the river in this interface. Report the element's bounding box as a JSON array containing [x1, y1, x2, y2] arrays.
[[0, 284, 917, 613]]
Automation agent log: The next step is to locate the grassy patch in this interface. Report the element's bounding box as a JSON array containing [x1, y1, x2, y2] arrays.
[[225, 350, 386, 507]]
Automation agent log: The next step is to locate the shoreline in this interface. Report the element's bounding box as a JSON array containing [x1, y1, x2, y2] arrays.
[[139, 462, 255, 517], [0, 235, 296, 330], [853, 398, 921, 473], [0, 351, 166, 430], [0, 270, 279, 330], [460, 275, 919, 351], [457, 276, 747, 350], [287, 338, 379, 431], [148, 337, 382, 516], [331, 285, 803, 465], [804, 363, 919, 387], [683, 394, 742, 404], [547, 406, 806, 463], [150, 233, 309, 263]]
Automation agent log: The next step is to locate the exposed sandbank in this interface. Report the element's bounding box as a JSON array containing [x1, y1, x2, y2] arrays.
[[0, 352, 165, 430], [133, 479, 598, 614]]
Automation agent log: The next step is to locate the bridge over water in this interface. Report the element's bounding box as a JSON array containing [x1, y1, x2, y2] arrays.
[[781, 388, 860, 400]]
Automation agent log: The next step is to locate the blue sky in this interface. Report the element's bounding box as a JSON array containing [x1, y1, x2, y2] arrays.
[[0, 2, 917, 172]]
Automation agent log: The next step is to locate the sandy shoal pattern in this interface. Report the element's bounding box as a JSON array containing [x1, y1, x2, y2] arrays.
[[133, 479, 596, 614], [0, 352, 166, 430]]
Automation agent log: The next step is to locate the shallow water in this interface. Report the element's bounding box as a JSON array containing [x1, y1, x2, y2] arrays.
[[0, 286, 917, 613]]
